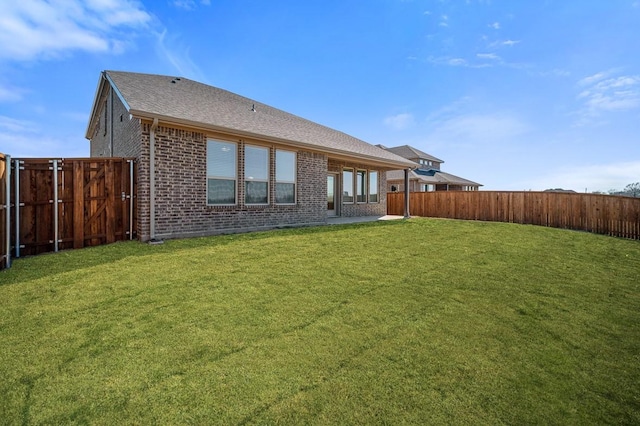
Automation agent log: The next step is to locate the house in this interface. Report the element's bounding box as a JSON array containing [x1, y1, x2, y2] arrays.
[[381, 145, 482, 192], [86, 71, 416, 241]]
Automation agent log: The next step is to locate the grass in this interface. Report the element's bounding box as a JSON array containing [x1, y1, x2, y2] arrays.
[[1, 218, 639, 425]]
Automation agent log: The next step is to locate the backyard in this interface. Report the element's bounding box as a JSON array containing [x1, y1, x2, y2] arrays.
[[0, 218, 638, 424]]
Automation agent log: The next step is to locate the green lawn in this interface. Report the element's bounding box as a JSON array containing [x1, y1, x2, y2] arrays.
[[1, 218, 639, 425]]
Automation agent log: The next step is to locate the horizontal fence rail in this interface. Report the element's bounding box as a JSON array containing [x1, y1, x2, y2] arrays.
[[0, 156, 137, 270], [388, 191, 640, 240]]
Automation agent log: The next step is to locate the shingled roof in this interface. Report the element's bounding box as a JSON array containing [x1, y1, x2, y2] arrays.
[[86, 71, 416, 169], [387, 168, 482, 186], [384, 145, 444, 164]]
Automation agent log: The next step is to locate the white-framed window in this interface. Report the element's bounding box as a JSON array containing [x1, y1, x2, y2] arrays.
[[245, 145, 269, 204], [207, 139, 237, 205], [343, 169, 354, 203], [275, 149, 296, 204], [369, 170, 379, 203], [356, 170, 367, 203], [422, 184, 435, 192]]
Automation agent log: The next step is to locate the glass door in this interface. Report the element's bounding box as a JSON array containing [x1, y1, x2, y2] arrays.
[[327, 174, 337, 216]]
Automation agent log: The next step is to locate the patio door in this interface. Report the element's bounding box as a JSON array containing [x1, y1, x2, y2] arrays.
[[327, 174, 337, 216]]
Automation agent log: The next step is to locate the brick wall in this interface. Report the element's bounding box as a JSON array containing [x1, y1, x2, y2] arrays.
[[138, 125, 328, 240], [90, 86, 141, 158], [328, 159, 388, 217], [90, 91, 398, 240]]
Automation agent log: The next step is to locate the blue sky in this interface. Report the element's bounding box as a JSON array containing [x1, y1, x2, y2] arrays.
[[1, 0, 639, 191]]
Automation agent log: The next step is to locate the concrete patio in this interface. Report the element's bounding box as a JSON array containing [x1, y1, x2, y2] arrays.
[[327, 215, 405, 225]]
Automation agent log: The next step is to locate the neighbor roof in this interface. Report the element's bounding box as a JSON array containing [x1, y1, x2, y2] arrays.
[[384, 145, 444, 163], [387, 168, 482, 187], [86, 71, 416, 169]]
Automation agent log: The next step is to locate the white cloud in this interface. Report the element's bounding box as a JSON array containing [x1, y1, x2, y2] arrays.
[[0, 0, 151, 61], [155, 30, 207, 82], [171, 0, 211, 10], [0, 116, 38, 133], [574, 71, 640, 124], [427, 112, 530, 144], [439, 15, 449, 27], [0, 84, 25, 102], [0, 115, 88, 157], [383, 113, 415, 130], [489, 39, 520, 48], [489, 22, 500, 29], [517, 161, 640, 192], [476, 53, 500, 60]]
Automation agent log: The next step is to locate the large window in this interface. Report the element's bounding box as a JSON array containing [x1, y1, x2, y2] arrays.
[[343, 169, 354, 203], [276, 150, 296, 204], [207, 139, 237, 205], [356, 170, 367, 203], [245, 145, 269, 204], [369, 170, 378, 203]]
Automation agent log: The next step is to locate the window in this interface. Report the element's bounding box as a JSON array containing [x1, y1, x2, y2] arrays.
[[356, 170, 367, 203], [245, 145, 269, 204], [343, 169, 354, 203], [207, 139, 237, 205], [369, 171, 378, 203], [276, 150, 296, 204]]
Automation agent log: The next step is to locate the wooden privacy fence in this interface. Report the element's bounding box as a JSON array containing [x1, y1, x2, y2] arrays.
[[0, 156, 137, 269], [388, 191, 640, 240]]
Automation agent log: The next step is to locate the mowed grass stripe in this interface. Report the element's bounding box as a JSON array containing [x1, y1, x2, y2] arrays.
[[0, 218, 638, 424]]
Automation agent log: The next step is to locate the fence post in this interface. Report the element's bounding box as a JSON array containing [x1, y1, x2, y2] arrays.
[[52, 159, 59, 252], [14, 158, 20, 258], [3, 154, 10, 268]]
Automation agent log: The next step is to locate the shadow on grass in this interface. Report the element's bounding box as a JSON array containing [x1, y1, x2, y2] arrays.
[[0, 220, 407, 286]]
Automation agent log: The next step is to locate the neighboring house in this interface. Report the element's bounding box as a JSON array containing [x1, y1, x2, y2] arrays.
[[381, 145, 482, 192], [86, 71, 416, 241]]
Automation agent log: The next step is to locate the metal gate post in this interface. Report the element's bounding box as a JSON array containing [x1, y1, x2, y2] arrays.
[[4, 155, 11, 268], [52, 159, 59, 252], [14, 158, 20, 258]]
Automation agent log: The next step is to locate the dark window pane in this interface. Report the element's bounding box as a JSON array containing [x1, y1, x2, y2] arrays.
[[246, 181, 268, 204], [208, 179, 236, 204], [276, 183, 295, 204]]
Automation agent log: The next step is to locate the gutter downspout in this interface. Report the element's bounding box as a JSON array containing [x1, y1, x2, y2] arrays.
[[110, 87, 114, 156], [404, 168, 410, 219], [149, 118, 159, 242]]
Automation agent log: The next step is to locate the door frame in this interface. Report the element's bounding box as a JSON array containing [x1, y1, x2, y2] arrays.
[[327, 173, 339, 217]]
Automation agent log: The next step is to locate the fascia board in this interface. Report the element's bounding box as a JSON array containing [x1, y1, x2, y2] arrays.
[[131, 111, 418, 170]]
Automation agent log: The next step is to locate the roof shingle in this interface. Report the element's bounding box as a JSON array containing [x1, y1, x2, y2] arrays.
[[91, 71, 416, 168]]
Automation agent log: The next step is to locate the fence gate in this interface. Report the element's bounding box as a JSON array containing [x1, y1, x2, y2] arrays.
[[4, 157, 136, 263]]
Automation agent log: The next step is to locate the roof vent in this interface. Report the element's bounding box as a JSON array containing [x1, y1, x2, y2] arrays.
[[251, 104, 256, 112]]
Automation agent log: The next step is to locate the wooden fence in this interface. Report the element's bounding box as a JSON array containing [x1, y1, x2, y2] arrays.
[[0, 156, 137, 269], [388, 191, 640, 240]]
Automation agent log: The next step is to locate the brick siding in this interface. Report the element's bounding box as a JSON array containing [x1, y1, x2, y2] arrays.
[[137, 125, 327, 240], [91, 94, 394, 241], [328, 159, 388, 217]]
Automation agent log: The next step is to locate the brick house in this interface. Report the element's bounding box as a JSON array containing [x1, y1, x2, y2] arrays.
[[86, 71, 416, 241], [381, 145, 482, 192]]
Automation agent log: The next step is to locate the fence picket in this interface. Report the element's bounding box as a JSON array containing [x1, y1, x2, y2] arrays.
[[387, 191, 640, 240], [0, 157, 137, 268]]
